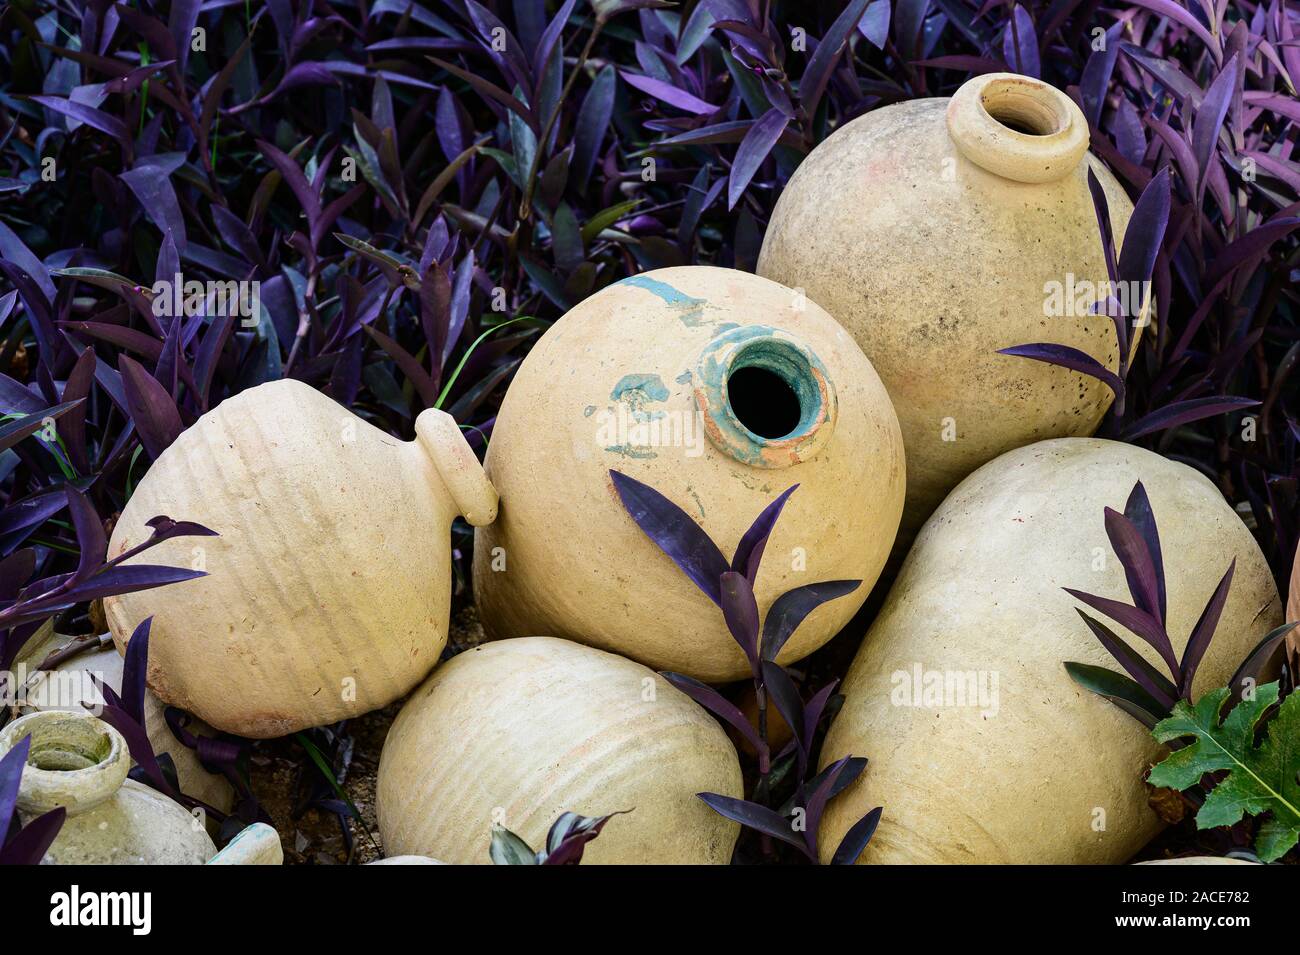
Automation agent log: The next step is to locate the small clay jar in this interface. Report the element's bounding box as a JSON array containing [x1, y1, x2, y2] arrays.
[[0, 710, 217, 864], [759, 73, 1137, 541], [103, 379, 498, 738], [472, 266, 905, 682], [16, 628, 234, 818], [376, 637, 743, 864]]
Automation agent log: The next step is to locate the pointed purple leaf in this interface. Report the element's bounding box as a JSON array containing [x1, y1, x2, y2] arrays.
[[761, 580, 861, 662], [609, 470, 728, 606], [1179, 560, 1235, 697], [732, 484, 797, 581]]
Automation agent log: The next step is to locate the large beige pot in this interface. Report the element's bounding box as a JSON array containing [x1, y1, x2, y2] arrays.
[[473, 266, 905, 681], [0, 710, 217, 864], [759, 73, 1137, 540], [103, 379, 498, 738], [15, 627, 234, 817], [818, 438, 1281, 864], [376, 637, 742, 864], [1287, 543, 1299, 671]]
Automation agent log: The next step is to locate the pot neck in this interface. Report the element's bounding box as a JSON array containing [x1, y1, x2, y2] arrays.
[[0, 710, 130, 817], [946, 73, 1089, 184], [693, 326, 837, 469]]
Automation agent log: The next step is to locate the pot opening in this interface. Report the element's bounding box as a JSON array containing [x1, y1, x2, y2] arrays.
[[726, 365, 802, 439], [980, 80, 1068, 137], [27, 719, 114, 772]]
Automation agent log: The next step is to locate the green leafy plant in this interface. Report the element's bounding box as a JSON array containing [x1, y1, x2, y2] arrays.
[[489, 810, 627, 865], [1148, 682, 1300, 862]]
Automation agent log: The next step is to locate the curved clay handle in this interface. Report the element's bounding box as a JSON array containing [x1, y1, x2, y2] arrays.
[[414, 408, 499, 527]]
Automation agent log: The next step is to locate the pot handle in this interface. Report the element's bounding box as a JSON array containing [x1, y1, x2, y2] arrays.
[[414, 408, 499, 527], [207, 822, 284, 865]]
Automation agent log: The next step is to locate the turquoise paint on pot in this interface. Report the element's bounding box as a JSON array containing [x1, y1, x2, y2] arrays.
[[615, 275, 708, 326]]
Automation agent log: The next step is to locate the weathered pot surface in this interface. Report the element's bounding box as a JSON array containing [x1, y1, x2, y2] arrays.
[[817, 438, 1281, 865], [376, 637, 743, 864], [473, 266, 905, 681], [0, 710, 217, 864], [103, 378, 498, 738], [15, 626, 234, 819], [759, 73, 1138, 543]]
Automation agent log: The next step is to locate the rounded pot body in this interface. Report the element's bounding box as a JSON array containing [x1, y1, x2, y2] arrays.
[[472, 266, 905, 681], [758, 74, 1137, 540], [16, 629, 233, 817], [817, 439, 1281, 864], [376, 637, 743, 864], [104, 378, 497, 737], [0, 710, 216, 864]]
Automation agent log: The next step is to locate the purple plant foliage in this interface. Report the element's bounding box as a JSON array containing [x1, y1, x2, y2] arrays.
[[611, 468, 875, 863], [1, 0, 1298, 862], [1065, 480, 1298, 727], [0, 734, 66, 865]]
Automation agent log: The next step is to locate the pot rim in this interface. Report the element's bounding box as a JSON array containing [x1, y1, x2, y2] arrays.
[[0, 709, 130, 817], [692, 325, 837, 469], [946, 73, 1089, 184]]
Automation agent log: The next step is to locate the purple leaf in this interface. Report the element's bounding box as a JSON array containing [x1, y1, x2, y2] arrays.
[[720, 571, 760, 674], [118, 355, 183, 460], [618, 71, 718, 115], [996, 344, 1124, 397], [760, 660, 807, 770], [731, 484, 797, 581], [1063, 588, 1178, 673], [1116, 166, 1171, 292], [65, 487, 106, 584], [662, 672, 762, 751], [0, 401, 83, 454], [25, 96, 131, 149], [1178, 560, 1234, 696], [1126, 0, 1220, 56], [760, 580, 861, 662], [1079, 23, 1124, 128], [1001, 5, 1040, 78], [1192, 54, 1238, 201], [857, 0, 891, 50], [1104, 506, 1162, 625], [1073, 609, 1179, 706], [800, 0, 872, 113], [727, 107, 789, 211], [0, 733, 30, 838], [1121, 396, 1260, 441], [696, 792, 808, 855], [1064, 662, 1168, 728], [120, 618, 152, 726], [609, 470, 728, 606], [0, 807, 65, 865], [573, 66, 616, 186], [1123, 482, 1166, 623], [831, 806, 882, 865]]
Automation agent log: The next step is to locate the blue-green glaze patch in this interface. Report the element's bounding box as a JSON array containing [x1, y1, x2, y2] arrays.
[[616, 275, 707, 326], [604, 444, 657, 460], [611, 373, 669, 403], [583, 405, 596, 417], [675, 370, 692, 384]]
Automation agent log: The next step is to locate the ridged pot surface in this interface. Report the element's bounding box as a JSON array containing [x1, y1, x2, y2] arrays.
[[104, 378, 496, 737], [758, 74, 1137, 541], [472, 266, 905, 681], [376, 637, 742, 864], [817, 439, 1280, 864]]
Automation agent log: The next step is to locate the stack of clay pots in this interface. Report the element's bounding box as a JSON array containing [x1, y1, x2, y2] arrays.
[[87, 72, 1285, 866]]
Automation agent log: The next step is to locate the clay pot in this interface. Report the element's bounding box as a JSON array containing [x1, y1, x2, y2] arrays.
[[15, 627, 234, 818], [1287, 543, 1299, 671], [0, 710, 216, 864], [207, 822, 283, 865], [376, 637, 742, 864], [103, 378, 498, 738], [472, 266, 905, 681], [817, 439, 1281, 865], [366, 855, 445, 865], [759, 73, 1137, 540], [1137, 857, 1258, 865]]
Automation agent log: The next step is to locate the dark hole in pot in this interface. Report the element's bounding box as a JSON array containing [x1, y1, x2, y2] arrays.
[[727, 365, 802, 439], [990, 114, 1046, 135]]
